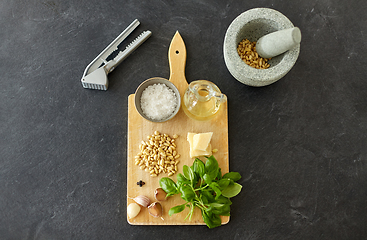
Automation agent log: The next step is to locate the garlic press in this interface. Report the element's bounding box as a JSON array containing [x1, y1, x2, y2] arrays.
[[81, 19, 152, 90]]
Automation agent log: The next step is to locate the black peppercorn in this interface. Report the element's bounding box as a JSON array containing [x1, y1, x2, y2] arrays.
[[137, 180, 145, 187]]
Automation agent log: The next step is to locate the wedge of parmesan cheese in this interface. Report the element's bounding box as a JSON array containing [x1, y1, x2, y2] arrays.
[[187, 132, 196, 152], [191, 144, 212, 158], [193, 132, 213, 151], [187, 132, 213, 158]]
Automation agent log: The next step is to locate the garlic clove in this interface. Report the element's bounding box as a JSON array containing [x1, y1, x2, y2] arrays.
[[131, 195, 151, 208], [154, 188, 167, 201], [148, 202, 163, 219], [127, 203, 141, 219]]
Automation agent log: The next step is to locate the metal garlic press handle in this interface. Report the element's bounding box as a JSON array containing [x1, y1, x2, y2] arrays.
[[104, 31, 152, 73], [81, 19, 152, 90]]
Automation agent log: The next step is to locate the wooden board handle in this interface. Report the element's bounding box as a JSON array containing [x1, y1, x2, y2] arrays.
[[168, 31, 189, 96]]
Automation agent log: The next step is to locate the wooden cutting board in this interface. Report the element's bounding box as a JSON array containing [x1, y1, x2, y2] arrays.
[[127, 32, 229, 225]]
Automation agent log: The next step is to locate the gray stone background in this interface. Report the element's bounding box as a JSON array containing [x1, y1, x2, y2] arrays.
[[1, 0, 366, 239]]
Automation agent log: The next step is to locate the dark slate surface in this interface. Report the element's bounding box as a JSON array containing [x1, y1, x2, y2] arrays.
[[1, 0, 366, 239]]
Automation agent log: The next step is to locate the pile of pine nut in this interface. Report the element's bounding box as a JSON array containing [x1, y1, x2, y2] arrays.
[[134, 131, 180, 177], [237, 39, 271, 69]]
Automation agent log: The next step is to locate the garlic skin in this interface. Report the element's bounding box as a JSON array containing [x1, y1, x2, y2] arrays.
[[148, 202, 163, 219], [154, 188, 167, 201], [127, 203, 141, 219], [131, 195, 151, 207]]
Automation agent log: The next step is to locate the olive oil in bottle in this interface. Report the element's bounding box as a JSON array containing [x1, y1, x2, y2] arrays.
[[182, 80, 227, 121]]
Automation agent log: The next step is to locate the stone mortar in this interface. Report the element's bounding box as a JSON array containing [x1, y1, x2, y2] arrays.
[[223, 8, 300, 87]]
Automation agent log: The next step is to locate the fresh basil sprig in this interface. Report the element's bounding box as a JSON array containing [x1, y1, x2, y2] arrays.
[[159, 155, 242, 228]]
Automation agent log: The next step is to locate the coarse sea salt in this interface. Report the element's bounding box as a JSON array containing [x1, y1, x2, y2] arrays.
[[140, 83, 178, 121]]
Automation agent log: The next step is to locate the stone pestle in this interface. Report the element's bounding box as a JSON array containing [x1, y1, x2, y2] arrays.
[[256, 27, 302, 59]]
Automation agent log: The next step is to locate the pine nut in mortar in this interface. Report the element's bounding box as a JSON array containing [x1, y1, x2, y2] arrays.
[[237, 39, 271, 69]]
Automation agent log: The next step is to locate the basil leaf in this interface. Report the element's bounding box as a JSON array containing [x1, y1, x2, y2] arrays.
[[216, 168, 222, 180], [169, 204, 186, 216], [221, 182, 242, 198], [180, 185, 196, 202], [216, 195, 232, 205], [183, 165, 195, 182], [201, 190, 215, 203], [222, 172, 242, 182], [202, 210, 222, 229], [211, 204, 231, 216], [193, 158, 205, 178], [207, 202, 224, 208], [182, 165, 190, 179], [176, 173, 190, 186], [206, 202, 231, 216], [201, 211, 213, 228], [209, 182, 222, 200], [205, 156, 219, 179], [217, 178, 231, 190], [159, 177, 178, 196], [210, 213, 222, 228], [203, 173, 212, 184], [190, 165, 199, 186], [201, 194, 209, 204]]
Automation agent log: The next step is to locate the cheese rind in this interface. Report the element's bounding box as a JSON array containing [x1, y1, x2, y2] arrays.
[[193, 132, 213, 151]]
